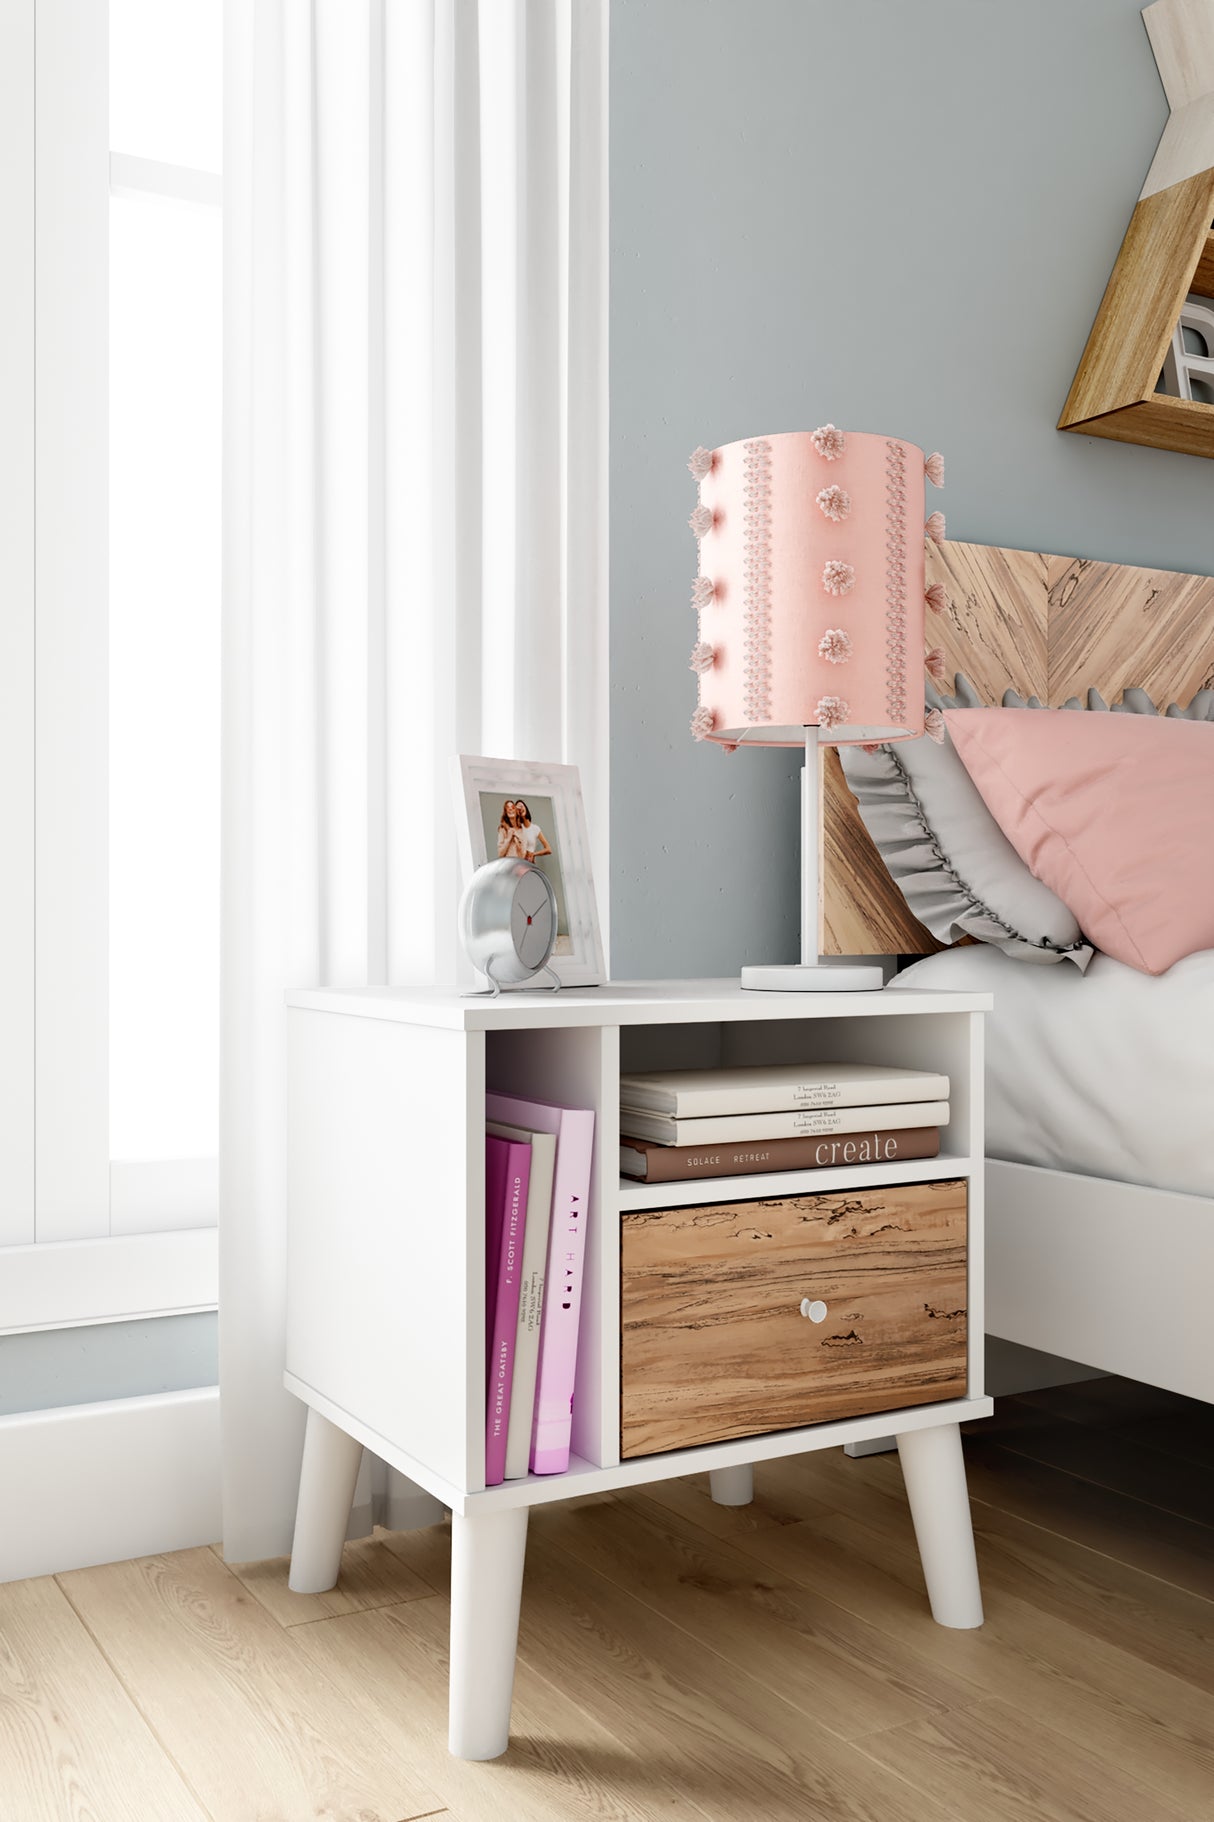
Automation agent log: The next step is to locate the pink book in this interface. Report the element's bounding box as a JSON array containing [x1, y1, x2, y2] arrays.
[[486, 1091, 595, 1475], [484, 1134, 507, 1360], [484, 1134, 531, 1487]]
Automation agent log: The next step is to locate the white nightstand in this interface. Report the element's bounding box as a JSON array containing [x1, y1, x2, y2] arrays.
[[283, 979, 992, 1760]]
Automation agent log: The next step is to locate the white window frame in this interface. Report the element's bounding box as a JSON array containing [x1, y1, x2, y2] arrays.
[[1, 0, 219, 1331], [0, 0, 36, 1252]]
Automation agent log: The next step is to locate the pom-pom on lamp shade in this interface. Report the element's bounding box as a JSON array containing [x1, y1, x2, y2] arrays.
[[687, 427, 942, 991]]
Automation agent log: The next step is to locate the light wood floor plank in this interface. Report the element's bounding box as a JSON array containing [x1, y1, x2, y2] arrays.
[[814, 1507, 1214, 1816], [530, 1491, 983, 1743], [857, 1694, 1196, 1822], [643, 1464, 1214, 1815], [9, 1378, 1212, 1821], [57, 1545, 446, 1822], [218, 1529, 437, 1628], [967, 1491, 1214, 1689], [518, 1531, 970, 1822], [638, 1474, 1001, 1682], [380, 1517, 968, 1822], [294, 1589, 692, 1822], [0, 1574, 207, 1822], [841, 1465, 1214, 1698], [749, 1445, 916, 1528], [753, 1446, 1214, 1691]]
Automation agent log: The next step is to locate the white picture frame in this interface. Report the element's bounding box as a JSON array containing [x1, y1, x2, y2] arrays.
[[454, 756, 606, 987]]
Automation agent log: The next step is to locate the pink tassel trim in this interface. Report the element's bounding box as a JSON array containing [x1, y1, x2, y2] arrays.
[[690, 706, 716, 741], [925, 581, 948, 614], [810, 423, 846, 461], [822, 559, 855, 597], [925, 511, 946, 544], [689, 641, 715, 675], [924, 709, 946, 744], [925, 647, 947, 681], [818, 628, 852, 664], [860, 742, 881, 755], [924, 451, 945, 488], [687, 446, 716, 481], [689, 504, 714, 538], [816, 695, 849, 730], [691, 576, 716, 609], [721, 743, 738, 755]]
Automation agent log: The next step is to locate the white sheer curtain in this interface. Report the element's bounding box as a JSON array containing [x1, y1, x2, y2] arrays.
[[221, 0, 608, 1561]]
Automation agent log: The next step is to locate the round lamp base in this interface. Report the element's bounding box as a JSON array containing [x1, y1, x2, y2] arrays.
[[740, 961, 885, 993]]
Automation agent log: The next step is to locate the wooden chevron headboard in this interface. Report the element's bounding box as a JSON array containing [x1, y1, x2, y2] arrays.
[[821, 539, 1214, 957]]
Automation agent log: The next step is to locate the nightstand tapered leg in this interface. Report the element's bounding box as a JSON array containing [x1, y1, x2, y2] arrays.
[[709, 1464, 754, 1506], [895, 1422, 984, 1628], [287, 1409, 363, 1593], [449, 1505, 529, 1759]]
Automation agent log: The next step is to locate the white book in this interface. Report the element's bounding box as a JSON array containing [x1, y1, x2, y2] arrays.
[[487, 1120, 556, 1480], [618, 1101, 950, 1147], [618, 1061, 949, 1117]]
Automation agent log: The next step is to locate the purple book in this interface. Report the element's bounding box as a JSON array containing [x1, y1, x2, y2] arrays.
[[484, 1133, 531, 1487]]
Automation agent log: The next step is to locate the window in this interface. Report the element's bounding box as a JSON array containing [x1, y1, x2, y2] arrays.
[[4, 0, 222, 1267]]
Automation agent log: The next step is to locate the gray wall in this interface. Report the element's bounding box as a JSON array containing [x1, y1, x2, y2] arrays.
[[610, 0, 1214, 979], [0, 1313, 217, 1417]]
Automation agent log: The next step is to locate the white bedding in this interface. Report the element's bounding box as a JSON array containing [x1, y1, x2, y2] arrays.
[[892, 946, 1214, 1199]]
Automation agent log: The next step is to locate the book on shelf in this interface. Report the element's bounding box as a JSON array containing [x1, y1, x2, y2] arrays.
[[484, 1133, 531, 1487], [484, 1133, 508, 1360], [486, 1091, 595, 1477], [487, 1119, 556, 1481], [618, 1061, 950, 1118], [620, 1125, 941, 1184], [619, 1100, 949, 1148]]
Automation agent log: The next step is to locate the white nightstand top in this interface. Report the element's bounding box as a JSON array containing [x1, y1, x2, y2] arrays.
[[286, 977, 993, 1032]]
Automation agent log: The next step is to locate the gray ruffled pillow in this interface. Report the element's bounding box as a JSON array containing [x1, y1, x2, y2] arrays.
[[841, 678, 1214, 966], [839, 677, 1092, 968], [1006, 685, 1214, 720]]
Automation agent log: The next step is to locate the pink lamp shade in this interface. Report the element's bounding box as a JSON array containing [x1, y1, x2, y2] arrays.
[[686, 428, 943, 748]]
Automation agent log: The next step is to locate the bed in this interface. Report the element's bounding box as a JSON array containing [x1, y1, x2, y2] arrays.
[[820, 537, 1214, 1404]]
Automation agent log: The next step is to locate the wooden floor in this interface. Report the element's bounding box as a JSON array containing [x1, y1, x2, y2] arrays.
[[2, 1377, 1212, 1822]]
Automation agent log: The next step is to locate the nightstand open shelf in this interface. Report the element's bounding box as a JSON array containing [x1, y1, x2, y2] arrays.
[[284, 978, 992, 1760]]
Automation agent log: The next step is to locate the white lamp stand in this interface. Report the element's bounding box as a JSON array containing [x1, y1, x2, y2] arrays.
[[741, 729, 884, 993]]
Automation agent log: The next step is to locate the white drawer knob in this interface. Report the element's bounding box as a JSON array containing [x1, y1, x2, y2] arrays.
[[800, 1298, 828, 1323]]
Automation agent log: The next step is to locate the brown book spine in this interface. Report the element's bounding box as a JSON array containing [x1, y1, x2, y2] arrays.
[[621, 1127, 940, 1184]]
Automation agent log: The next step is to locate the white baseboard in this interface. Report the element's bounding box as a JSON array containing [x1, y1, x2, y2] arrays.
[[0, 1227, 218, 1335], [0, 1385, 220, 1583]]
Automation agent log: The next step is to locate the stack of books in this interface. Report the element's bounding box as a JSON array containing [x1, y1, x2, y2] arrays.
[[482, 1091, 595, 1486], [619, 1061, 948, 1185]]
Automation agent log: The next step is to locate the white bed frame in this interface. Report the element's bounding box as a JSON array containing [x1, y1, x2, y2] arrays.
[[987, 1162, 1214, 1403]]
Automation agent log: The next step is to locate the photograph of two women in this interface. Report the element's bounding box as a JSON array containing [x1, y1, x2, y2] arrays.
[[479, 793, 571, 950]]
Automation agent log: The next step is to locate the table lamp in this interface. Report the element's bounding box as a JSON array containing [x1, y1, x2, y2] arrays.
[[686, 426, 944, 991]]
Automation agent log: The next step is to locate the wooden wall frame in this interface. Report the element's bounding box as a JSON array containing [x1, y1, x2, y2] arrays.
[[1059, 0, 1214, 457], [822, 536, 1214, 956]]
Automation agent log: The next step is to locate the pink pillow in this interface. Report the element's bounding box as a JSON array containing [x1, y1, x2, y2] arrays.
[[944, 708, 1214, 975]]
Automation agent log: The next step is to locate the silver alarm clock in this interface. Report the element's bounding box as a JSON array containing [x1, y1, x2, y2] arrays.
[[459, 859, 560, 994]]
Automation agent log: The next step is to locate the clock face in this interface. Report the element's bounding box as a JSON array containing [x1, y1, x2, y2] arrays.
[[510, 867, 556, 969]]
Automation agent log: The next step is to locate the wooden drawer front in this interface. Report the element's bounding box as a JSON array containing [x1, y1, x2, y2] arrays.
[[620, 1180, 967, 1459]]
